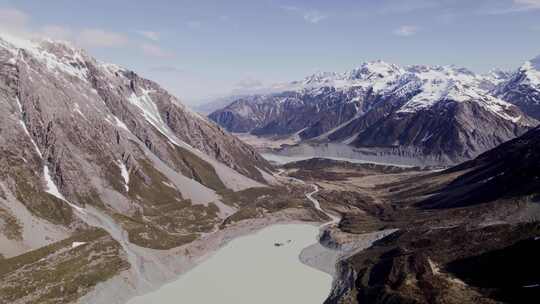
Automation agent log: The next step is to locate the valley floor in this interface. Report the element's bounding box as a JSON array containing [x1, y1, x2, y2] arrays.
[[77, 166, 383, 304], [75, 154, 540, 304], [3, 151, 539, 304]]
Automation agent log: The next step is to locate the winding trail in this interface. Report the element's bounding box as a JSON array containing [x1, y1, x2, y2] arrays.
[[275, 169, 341, 227], [306, 184, 341, 226]]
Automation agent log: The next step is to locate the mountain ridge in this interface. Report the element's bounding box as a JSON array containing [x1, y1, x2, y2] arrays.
[[0, 32, 277, 265], [209, 59, 538, 165]]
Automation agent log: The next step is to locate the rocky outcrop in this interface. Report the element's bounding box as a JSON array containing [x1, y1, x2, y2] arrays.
[[495, 55, 540, 120], [326, 223, 540, 304]]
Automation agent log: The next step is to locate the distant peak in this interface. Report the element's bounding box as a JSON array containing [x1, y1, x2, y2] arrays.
[[360, 60, 394, 68], [0, 31, 85, 57], [302, 71, 338, 85], [530, 54, 540, 70], [405, 64, 475, 76], [356, 60, 400, 71], [0, 31, 38, 51], [485, 68, 511, 77]]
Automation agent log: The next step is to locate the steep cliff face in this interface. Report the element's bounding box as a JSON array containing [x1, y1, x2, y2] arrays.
[[0, 34, 274, 260], [495, 55, 540, 120]]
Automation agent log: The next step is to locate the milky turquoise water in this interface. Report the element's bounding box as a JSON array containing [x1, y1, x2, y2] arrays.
[[127, 224, 332, 304]]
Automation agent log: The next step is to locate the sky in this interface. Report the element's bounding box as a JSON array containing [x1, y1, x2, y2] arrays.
[[0, 0, 539, 105]]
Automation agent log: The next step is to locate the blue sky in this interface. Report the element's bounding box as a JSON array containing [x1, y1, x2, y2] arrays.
[[0, 0, 539, 104]]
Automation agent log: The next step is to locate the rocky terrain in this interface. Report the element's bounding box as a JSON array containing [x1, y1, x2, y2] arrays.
[[1, 31, 539, 304], [0, 34, 331, 304], [495, 55, 540, 120], [280, 127, 540, 304], [209, 60, 540, 165]]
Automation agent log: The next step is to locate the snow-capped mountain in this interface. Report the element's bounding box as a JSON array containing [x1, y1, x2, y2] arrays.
[[209, 61, 537, 164], [0, 32, 274, 275], [495, 55, 540, 120]]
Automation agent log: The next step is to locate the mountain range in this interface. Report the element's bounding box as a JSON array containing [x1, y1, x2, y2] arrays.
[[1, 31, 540, 304], [209, 59, 540, 165]]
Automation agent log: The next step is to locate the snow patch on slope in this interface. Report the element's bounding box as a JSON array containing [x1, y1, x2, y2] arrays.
[[387, 65, 524, 123], [128, 88, 183, 146], [112, 115, 131, 132], [521, 60, 540, 87], [19, 120, 43, 158], [118, 161, 130, 192], [130, 86, 264, 191], [43, 166, 66, 201], [16, 96, 43, 158], [71, 241, 87, 249], [295, 60, 404, 93], [43, 165, 86, 213], [73, 103, 87, 120], [0, 32, 89, 82], [396, 66, 479, 113], [479, 96, 523, 123], [104, 103, 222, 204]]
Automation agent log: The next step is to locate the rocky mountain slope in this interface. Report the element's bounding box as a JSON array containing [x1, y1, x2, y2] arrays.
[[421, 126, 540, 209], [287, 127, 540, 304], [210, 61, 538, 164], [0, 33, 321, 303], [494, 55, 540, 120]]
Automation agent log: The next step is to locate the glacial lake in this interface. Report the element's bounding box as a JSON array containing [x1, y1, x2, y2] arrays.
[[261, 152, 413, 167], [127, 224, 333, 304]]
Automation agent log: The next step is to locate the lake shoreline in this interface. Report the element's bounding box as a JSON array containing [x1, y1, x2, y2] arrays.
[[126, 223, 334, 304], [78, 208, 326, 304], [78, 161, 392, 304]]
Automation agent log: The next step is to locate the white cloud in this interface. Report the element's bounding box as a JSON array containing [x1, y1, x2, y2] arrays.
[[393, 25, 419, 37], [514, 0, 540, 8], [40, 25, 73, 40], [483, 0, 540, 14], [235, 78, 264, 89], [303, 10, 327, 24], [78, 29, 129, 48], [0, 7, 29, 30], [280, 6, 327, 24], [0, 8, 73, 43], [136, 30, 160, 41], [140, 43, 174, 58], [0, 7, 130, 49]]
